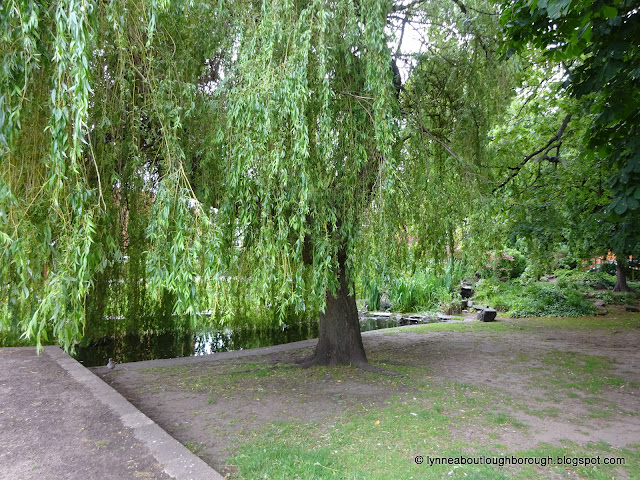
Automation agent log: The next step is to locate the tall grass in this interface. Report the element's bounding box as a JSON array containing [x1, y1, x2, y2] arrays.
[[362, 260, 468, 313]]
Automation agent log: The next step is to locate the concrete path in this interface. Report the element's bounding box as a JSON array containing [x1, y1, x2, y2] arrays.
[[0, 346, 224, 480]]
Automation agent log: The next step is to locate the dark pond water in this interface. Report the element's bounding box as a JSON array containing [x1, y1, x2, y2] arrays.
[[73, 316, 400, 367]]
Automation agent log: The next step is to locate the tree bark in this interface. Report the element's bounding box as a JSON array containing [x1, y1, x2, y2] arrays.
[[303, 247, 368, 367], [614, 257, 631, 292]]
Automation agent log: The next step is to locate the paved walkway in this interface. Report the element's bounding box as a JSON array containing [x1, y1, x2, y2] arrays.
[[0, 346, 223, 480]]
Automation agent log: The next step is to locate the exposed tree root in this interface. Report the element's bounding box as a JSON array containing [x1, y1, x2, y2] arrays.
[[294, 352, 316, 366]]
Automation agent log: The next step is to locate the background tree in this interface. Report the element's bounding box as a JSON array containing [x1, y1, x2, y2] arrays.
[[362, 0, 516, 281], [500, 0, 640, 289], [486, 61, 625, 274]]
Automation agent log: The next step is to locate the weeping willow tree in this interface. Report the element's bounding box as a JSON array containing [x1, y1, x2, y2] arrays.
[[1, 0, 517, 366], [0, 0, 398, 367]]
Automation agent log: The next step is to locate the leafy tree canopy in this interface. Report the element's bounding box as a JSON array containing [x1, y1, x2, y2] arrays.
[[0, 0, 516, 360], [499, 0, 640, 286], [501, 0, 640, 218]]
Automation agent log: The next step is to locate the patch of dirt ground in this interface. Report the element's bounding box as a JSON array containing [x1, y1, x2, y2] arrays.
[[98, 310, 640, 477]]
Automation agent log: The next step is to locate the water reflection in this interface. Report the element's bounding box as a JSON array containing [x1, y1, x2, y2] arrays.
[[359, 317, 399, 332], [73, 321, 320, 367], [73, 314, 409, 367]]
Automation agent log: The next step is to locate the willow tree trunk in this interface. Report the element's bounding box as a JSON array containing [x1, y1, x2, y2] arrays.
[[614, 257, 631, 292], [306, 247, 368, 367]]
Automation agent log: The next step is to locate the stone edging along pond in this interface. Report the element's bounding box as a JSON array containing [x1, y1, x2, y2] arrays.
[[45, 345, 225, 480]]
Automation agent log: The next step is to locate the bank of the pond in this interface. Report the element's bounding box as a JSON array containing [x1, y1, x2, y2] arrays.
[[73, 321, 322, 367], [72, 314, 416, 367], [98, 310, 640, 480], [1, 311, 460, 367]]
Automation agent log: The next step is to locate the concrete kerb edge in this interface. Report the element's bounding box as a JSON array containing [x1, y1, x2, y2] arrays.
[[44, 346, 224, 480]]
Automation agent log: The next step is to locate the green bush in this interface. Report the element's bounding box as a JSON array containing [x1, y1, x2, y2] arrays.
[[473, 278, 596, 317], [481, 248, 527, 279], [510, 283, 596, 317], [611, 291, 639, 305], [553, 269, 616, 289], [590, 290, 614, 304]]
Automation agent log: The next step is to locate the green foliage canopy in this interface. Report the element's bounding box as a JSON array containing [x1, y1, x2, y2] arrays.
[[0, 0, 398, 350], [0, 0, 524, 353], [501, 0, 640, 218], [497, 0, 640, 268]]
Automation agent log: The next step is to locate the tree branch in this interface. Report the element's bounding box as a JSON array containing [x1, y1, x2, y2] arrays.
[[451, 0, 467, 14], [392, 0, 428, 13], [492, 114, 572, 193], [421, 126, 462, 162]]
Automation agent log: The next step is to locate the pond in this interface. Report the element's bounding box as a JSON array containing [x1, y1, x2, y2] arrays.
[[72, 315, 401, 367]]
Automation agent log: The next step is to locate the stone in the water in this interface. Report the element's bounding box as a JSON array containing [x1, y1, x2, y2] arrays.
[[477, 308, 497, 322]]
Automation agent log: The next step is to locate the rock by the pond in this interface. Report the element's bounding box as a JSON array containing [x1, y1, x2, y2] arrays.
[[461, 299, 468, 309], [477, 308, 497, 322], [593, 300, 605, 307], [460, 286, 473, 299], [625, 305, 639, 312], [399, 316, 421, 326], [596, 308, 608, 316], [467, 300, 474, 307]]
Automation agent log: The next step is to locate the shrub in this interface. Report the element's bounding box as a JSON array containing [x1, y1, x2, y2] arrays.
[[508, 283, 596, 317], [611, 291, 639, 305], [590, 290, 614, 304], [474, 279, 596, 317], [482, 248, 527, 279], [553, 269, 615, 289]]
